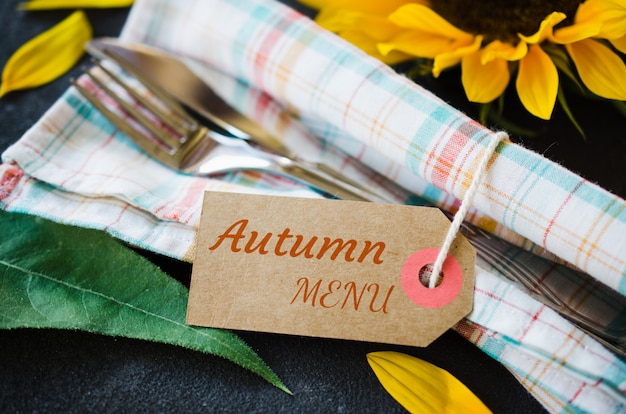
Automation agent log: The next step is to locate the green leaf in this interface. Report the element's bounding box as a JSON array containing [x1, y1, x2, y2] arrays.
[[478, 102, 491, 126], [556, 86, 586, 140], [543, 43, 585, 95], [612, 100, 626, 118], [482, 97, 541, 138], [0, 210, 290, 394]]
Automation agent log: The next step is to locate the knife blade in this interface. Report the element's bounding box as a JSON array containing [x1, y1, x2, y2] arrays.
[[86, 37, 294, 157]]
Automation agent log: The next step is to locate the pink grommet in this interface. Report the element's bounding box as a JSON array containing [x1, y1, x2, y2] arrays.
[[401, 248, 463, 308]]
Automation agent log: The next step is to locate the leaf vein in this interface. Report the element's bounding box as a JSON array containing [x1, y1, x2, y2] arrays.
[[2, 259, 193, 333], [24, 273, 49, 320]]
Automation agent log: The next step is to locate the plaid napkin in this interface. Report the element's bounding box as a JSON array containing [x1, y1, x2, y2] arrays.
[[1, 0, 625, 412]]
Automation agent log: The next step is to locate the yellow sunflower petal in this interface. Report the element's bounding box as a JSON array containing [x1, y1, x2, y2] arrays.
[[313, 8, 410, 64], [379, 4, 475, 58], [0, 11, 92, 97], [610, 35, 626, 54], [551, 21, 602, 44], [389, 4, 472, 39], [380, 31, 476, 59], [566, 39, 626, 100], [343, 30, 412, 64], [19, 0, 133, 10], [318, 10, 404, 41], [433, 35, 483, 77], [462, 51, 510, 103], [311, 1, 419, 61], [575, 0, 626, 39], [518, 11, 566, 44], [380, 31, 474, 58], [304, 0, 419, 14], [481, 40, 528, 63], [367, 352, 492, 413], [299, 0, 333, 8], [516, 44, 559, 119]]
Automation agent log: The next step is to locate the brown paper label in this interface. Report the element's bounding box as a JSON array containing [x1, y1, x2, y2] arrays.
[[187, 192, 475, 347]]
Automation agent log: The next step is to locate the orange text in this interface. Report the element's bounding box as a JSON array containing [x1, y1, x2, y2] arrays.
[[208, 219, 385, 264], [290, 277, 394, 313]]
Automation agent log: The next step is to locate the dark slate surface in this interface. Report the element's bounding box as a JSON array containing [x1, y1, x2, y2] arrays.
[[2, 1, 623, 412]]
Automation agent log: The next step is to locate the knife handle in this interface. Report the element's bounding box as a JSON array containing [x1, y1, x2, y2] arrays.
[[459, 221, 626, 357]]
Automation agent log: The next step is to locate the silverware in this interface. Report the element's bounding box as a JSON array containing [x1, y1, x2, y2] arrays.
[[85, 39, 287, 153], [77, 38, 625, 356], [73, 59, 388, 203], [462, 221, 625, 356], [85, 38, 379, 198]]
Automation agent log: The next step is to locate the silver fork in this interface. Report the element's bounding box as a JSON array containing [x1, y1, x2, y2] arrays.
[[71, 56, 625, 357]]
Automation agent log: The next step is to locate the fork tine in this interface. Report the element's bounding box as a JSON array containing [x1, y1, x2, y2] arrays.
[[82, 61, 183, 151], [93, 58, 191, 139], [103, 48, 196, 127], [71, 77, 182, 165]]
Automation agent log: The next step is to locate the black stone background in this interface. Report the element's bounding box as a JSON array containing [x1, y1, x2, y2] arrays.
[[1, 1, 623, 412]]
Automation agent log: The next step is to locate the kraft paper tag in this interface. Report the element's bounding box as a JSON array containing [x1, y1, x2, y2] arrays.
[[187, 192, 475, 347]]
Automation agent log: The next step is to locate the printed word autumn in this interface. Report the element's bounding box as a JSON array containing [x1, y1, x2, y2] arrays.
[[208, 219, 386, 264]]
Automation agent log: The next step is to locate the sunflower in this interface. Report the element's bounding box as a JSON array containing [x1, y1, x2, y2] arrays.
[[301, 0, 626, 121]]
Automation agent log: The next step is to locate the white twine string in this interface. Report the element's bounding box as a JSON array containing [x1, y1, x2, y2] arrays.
[[428, 131, 507, 288]]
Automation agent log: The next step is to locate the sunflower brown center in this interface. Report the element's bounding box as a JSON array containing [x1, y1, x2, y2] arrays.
[[430, 0, 584, 43]]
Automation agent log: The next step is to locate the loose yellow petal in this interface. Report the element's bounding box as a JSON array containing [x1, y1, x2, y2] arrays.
[[462, 51, 510, 103], [518, 12, 566, 44], [566, 39, 626, 100], [19, 0, 133, 10], [0, 11, 92, 97], [516, 44, 559, 120], [367, 351, 492, 413]]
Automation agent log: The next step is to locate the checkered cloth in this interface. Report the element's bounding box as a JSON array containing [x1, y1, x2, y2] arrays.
[[1, 0, 624, 412]]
